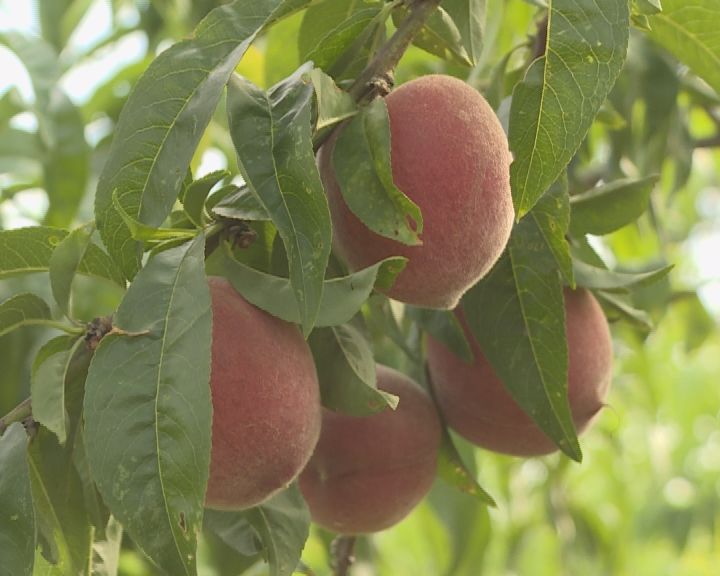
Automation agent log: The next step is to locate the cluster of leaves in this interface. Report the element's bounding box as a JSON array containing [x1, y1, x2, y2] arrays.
[[0, 0, 718, 575]]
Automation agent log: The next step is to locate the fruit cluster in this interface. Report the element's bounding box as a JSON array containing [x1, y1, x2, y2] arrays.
[[206, 75, 613, 534]]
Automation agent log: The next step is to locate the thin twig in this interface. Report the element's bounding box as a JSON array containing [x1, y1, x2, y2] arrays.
[[331, 536, 357, 576], [347, 0, 443, 103], [0, 397, 32, 436], [694, 134, 720, 148]]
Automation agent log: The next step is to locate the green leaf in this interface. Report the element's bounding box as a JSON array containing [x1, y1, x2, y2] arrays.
[[648, 0, 720, 95], [309, 325, 399, 416], [333, 98, 423, 245], [226, 68, 332, 336], [183, 170, 229, 227], [27, 426, 92, 576], [0, 87, 25, 129], [595, 290, 653, 332], [527, 174, 574, 286], [31, 549, 63, 576], [298, 0, 382, 73], [0, 32, 60, 111], [407, 308, 473, 363], [91, 516, 123, 576], [30, 336, 82, 445], [0, 423, 35, 576], [204, 510, 262, 558], [211, 186, 271, 221], [509, 0, 630, 217], [0, 227, 124, 286], [49, 224, 94, 317], [462, 253, 581, 461], [306, 68, 358, 130], [436, 428, 495, 506], [0, 31, 89, 227], [634, 0, 663, 15], [0, 294, 52, 338], [223, 243, 406, 328], [244, 485, 311, 576], [72, 426, 111, 540], [112, 191, 198, 241], [83, 235, 212, 576], [41, 89, 90, 228], [364, 295, 421, 363], [573, 260, 673, 292], [570, 176, 658, 236], [394, 5, 472, 66], [94, 0, 308, 280], [442, 0, 485, 65]]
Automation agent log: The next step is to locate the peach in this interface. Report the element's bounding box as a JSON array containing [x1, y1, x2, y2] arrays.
[[205, 277, 321, 509], [427, 288, 613, 456], [299, 365, 441, 534], [319, 74, 514, 309]]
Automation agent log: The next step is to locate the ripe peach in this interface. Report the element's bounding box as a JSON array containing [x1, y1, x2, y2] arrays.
[[205, 277, 321, 509], [299, 365, 441, 534], [427, 288, 613, 456], [319, 74, 514, 309]]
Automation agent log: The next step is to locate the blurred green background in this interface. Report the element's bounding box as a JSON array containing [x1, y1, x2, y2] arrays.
[[1, 1, 718, 574]]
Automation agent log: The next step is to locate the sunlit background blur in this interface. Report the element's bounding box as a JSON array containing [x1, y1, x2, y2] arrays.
[[1, 1, 719, 574]]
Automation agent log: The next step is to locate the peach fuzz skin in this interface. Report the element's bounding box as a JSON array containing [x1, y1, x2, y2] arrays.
[[319, 74, 514, 309], [299, 365, 442, 534], [427, 288, 613, 456], [205, 277, 321, 510]]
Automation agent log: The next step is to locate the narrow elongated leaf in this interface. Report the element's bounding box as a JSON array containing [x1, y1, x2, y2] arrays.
[[91, 516, 123, 576], [84, 235, 212, 576], [309, 325, 398, 416], [436, 428, 495, 506], [298, 0, 382, 72], [227, 69, 332, 335], [95, 0, 309, 280], [528, 174, 574, 285], [49, 224, 93, 316], [595, 290, 653, 331], [573, 260, 673, 291], [408, 307, 473, 363], [224, 244, 405, 328], [31, 550, 63, 576], [0, 87, 24, 129], [42, 89, 89, 228], [442, 0, 485, 65], [112, 191, 198, 242], [0, 227, 124, 286], [0, 294, 52, 337], [211, 186, 271, 221], [462, 253, 581, 460], [244, 485, 311, 576], [0, 32, 60, 110], [570, 176, 657, 236], [648, 0, 720, 95], [28, 426, 91, 575], [0, 423, 35, 576], [204, 510, 262, 557], [333, 98, 423, 245], [307, 69, 358, 130], [509, 0, 630, 216], [0, 32, 88, 226], [30, 335, 80, 445], [394, 5, 472, 66], [182, 170, 229, 227]]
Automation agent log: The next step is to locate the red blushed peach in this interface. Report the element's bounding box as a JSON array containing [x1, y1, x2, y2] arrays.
[[205, 277, 321, 510], [299, 365, 441, 534], [319, 74, 514, 309], [427, 288, 613, 456]]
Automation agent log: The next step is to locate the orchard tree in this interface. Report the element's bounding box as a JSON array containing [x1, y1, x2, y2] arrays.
[[0, 0, 718, 575]]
